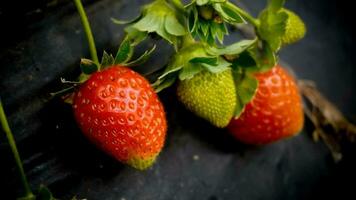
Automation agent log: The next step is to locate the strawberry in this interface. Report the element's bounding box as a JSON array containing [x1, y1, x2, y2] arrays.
[[72, 66, 167, 170], [281, 8, 306, 46], [177, 69, 236, 128], [228, 65, 304, 144]]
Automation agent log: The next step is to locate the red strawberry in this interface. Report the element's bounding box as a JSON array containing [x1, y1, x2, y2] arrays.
[[72, 66, 167, 170], [228, 65, 304, 144]]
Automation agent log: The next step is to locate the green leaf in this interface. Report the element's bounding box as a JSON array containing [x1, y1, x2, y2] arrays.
[[179, 63, 203, 80], [133, 12, 161, 33], [197, 0, 209, 6], [200, 20, 210, 37], [189, 57, 217, 65], [258, 8, 288, 51], [220, 3, 244, 23], [188, 7, 199, 33], [232, 70, 258, 118], [247, 41, 276, 72], [201, 57, 230, 73], [111, 13, 142, 25], [115, 38, 133, 64], [36, 185, 56, 200], [80, 58, 98, 75], [125, 27, 148, 46], [153, 73, 177, 93], [158, 64, 183, 80], [231, 51, 257, 69], [164, 15, 186, 36], [207, 39, 257, 55], [267, 0, 285, 12], [100, 51, 115, 68], [124, 45, 156, 67]]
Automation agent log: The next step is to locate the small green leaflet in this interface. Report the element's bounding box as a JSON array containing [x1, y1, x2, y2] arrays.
[[111, 13, 142, 25], [80, 58, 98, 75], [179, 63, 203, 80], [115, 38, 133, 64], [124, 45, 156, 67], [207, 39, 257, 55], [190, 57, 218, 65], [125, 27, 148, 46], [153, 72, 177, 93], [101, 51, 115, 68], [247, 41, 276, 72], [201, 57, 230, 73], [232, 69, 258, 118], [164, 15, 186, 36]]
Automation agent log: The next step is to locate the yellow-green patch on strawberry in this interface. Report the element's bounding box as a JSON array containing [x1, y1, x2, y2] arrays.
[[177, 69, 237, 128]]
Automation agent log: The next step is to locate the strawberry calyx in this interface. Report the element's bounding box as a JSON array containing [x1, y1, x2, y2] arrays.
[[186, 0, 245, 45]]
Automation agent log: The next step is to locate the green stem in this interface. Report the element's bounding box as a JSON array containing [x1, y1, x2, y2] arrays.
[[227, 2, 260, 28], [170, 0, 184, 11], [73, 0, 100, 68], [0, 99, 34, 199]]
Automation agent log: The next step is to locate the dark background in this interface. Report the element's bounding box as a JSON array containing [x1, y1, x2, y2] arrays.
[[1, 0, 355, 199]]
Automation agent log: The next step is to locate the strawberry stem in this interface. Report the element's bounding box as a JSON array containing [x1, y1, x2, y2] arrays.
[[0, 99, 35, 199], [73, 0, 100, 68], [227, 2, 260, 28]]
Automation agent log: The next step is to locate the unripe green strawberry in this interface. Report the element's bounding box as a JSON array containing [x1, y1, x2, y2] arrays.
[[177, 69, 236, 128], [281, 9, 306, 45]]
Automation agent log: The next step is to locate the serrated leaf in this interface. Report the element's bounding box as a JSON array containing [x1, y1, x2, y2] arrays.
[[201, 57, 230, 73], [115, 38, 133, 64], [80, 58, 98, 75], [153, 73, 177, 93], [124, 45, 156, 67], [101, 51, 115, 68], [190, 57, 217, 65], [197, 0, 209, 6], [232, 70, 258, 118], [179, 63, 203, 80], [207, 39, 257, 55], [164, 15, 186, 36]]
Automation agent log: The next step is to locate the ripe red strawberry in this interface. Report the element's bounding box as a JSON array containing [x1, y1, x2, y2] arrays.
[[72, 66, 167, 170], [228, 65, 304, 144]]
